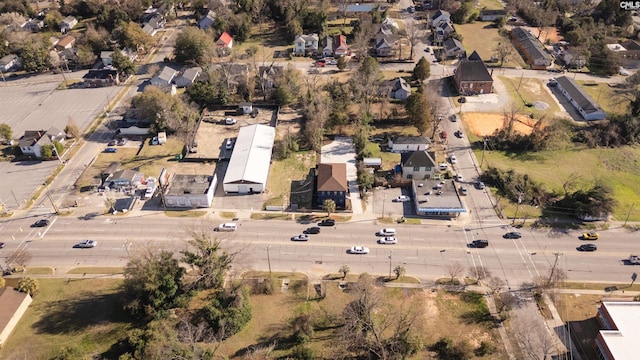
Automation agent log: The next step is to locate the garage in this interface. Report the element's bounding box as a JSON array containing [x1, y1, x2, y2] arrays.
[[222, 124, 275, 194]]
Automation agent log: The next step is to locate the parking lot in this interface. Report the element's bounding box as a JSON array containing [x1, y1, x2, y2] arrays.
[[370, 187, 414, 218], [188, 107, 274, 160]]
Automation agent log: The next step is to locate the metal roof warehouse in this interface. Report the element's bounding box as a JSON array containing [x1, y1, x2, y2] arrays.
[[222, 124, 275, 194]]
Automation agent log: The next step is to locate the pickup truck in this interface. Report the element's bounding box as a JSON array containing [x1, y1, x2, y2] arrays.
[[629, 255, 640, 265]]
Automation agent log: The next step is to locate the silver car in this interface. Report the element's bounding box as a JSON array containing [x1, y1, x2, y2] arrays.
[[75, 240, 97, 248], [291, 234, 310, 241], [377, 237, 397, 245]]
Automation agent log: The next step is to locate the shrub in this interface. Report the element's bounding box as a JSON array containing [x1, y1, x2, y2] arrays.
[[475, 340, 496, 356], [290, 345, 314, 360]]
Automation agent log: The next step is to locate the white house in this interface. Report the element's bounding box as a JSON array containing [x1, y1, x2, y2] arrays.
[[223, 124, 275, 194], [388, 136, 430, 153], [18, 127, 66, 158], [401, 151, 438, 180], [293, 34, 319, 55], [381, 77, 411, 100], [163, 173, 217, 208], [150, 66, 177, 92], [174, 67, 201, 88], [60, 16, 78, 33], [555, 76, 606, 121]]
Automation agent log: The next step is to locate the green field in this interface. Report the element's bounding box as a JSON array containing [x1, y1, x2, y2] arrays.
[[576, 80, 629, 115], [455, 22, 526, 68], [478, 0, 506, 10], [497, 75, 562, 115], [477, 145, 640, 221], [264, 151, 316, 209]]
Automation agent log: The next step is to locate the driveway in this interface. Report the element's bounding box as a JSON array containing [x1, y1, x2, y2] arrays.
[[321, 137, 362, 214]]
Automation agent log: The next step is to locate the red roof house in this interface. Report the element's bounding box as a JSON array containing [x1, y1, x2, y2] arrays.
[[216, 31, 234, 49]]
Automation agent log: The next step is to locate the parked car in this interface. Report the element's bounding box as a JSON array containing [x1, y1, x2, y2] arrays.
[[318, 219, 335, 226], [439, 163, 448, 171], [104, 147, 118, 153], [349, 246, 370, 254], [304, 227, 321, 234], [394, 195, 411, 202], [378, 237, 398, 244], [315, 61, 326, 67], [215, 223, 237, 232], [224, 117, 237, 125], [328, 59, 337, 65], [458, 97, 466, 103], [454, 130, 463, 138], [455, 174, 463, 182], [503, 232, 522, 239], [581, 231, 599, 240], [74, 240, 97, 248], [459, 186, 468, 195], [118, 138, 127, 146], [292, 234, 310, 241], [471, 239, 489, 248], [108, 139, 117, 146], [376, 228, 396, 236], [450, 114, 458, 122], [449, 154, 457, 164], [475, 181, 486, 190], [0, 242, 5, 249], [629, 254, 640, 264], [577, 243, 597, 252], [225, 139, 234, 150], [33, 219, 50, 227]]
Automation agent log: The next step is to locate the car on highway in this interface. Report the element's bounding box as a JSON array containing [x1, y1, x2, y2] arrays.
[[291, 234, 310, 241], [449, 154, 457, 164], [471, 239, 489, 248], [475, 181, 486, 190], [455, 174, 463, 182], [304, 227, 321, 234], [349, 246, 370, 254], [376, 228, 396, 236], [377, 237, 397, 245], [104, 147, 118, 153], [503, 232, 522, 239], [318, 219, 335, 226], [32, 219, 50, 227], [0, 242, 5, 249], [393, 195, 411, 202], [454, 130, 463, 138], [577, 243, 597, 252], [224, 117, 237, 125], [74, 240, 97, 248], [215, 223, 237, 232], [581, 231, 599, 240]]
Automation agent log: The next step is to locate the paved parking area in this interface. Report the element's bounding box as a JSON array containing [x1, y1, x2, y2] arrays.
[[321, 137, 363, 214], [370, 187, 413, 218]]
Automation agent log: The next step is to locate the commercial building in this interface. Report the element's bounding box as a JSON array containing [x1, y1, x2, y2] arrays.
[[163, 173, 217, 208], [596, 301, 640, 360], [222, 124, 275, 194]]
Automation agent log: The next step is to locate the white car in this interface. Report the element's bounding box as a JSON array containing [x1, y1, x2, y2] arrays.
[[439, 163, 448, 171], [215, 223, 237, 232], [224, 117, 237, 125], [449, 154, 457, 164], [75, 240, 97, 248], [291, 234, 310, 241], [394, 195, 411, 202], [349, 246, 370, 254], [377, 237, 398, 245], [455, 174, 464, 182], [225, 138, 234, 150]]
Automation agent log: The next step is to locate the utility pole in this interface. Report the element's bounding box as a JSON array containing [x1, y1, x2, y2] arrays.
[[480, 138, 487, 167], [512, 193, 522, 225], [624, 203, 635, 227], [548, 252, 561, 287], [43, 183, 59, 215], [267, 245, 272, 276], [517, 72, 524, 90], [388, 250, 393, 279]]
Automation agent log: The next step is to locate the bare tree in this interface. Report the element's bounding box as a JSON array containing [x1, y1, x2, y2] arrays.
[[445, 261, 464, 284], [65, 116, 81, 139], [351, 14, 375, 60], [493, 41, 514, 67], [11, 250, 32, 270], [405, 20, 422, 60], [467, 265, 492, 283], [514, 316, 559, 360], [486, 276, 506, 294], [339, 264, 350, 279]]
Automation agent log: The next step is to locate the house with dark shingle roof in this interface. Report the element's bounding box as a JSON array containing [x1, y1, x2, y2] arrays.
[[380, 77, 412, 100], [316, 163, 348, 209], [19, 127, 66, 158], [454, 51, 493, 95], [443, 38, 465, 58], [107, 169, 144, 188], [480, 9, 508, 21], [511, 27, 552, 69], [401, 151, 438, 180], [554, 76, 606, 121]]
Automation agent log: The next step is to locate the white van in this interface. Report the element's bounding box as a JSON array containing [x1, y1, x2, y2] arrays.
[[376, 228, 396, 236], [216, 223, 237, 232]]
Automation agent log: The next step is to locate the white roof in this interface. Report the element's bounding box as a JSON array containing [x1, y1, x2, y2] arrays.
[[599, 302, 640, 359], [223, 124, 275, 185]]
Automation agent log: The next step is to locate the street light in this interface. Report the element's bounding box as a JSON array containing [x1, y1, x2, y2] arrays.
[[388, 250, 393, 279], [43, 183, 59, 215]]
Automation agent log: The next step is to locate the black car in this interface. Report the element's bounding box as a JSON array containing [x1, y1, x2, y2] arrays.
[[304, 227, 321, 234], [0, 242, 5, 249], [32, 219, 50, 227], [577, 244, 597, 252], [318, 219, 335, 226], [471, 239, 489, 248], [503, 232, 522, 239]]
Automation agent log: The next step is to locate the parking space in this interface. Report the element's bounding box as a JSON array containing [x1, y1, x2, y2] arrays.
[[370, 187, 413, 218], [210, 160, 266, 210]]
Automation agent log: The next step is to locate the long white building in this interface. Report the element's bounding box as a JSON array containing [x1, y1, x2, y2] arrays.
[[222, 124, 275, 194]]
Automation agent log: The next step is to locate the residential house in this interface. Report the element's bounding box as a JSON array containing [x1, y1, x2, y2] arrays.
[[101, 162, 121, 180], [382, 17, 399, 29], [216, 31, 234, 51], [83, 69, 120, 87], [60, 16, 78, 34], [429, 10, 451, 29], [316, 163, 348, 209], [293, 34, 319, 56], [322, 36, 334, 58], [198, 10, 216, 30], [401, 151, 438, 180], [210, 63, 249, 91], [380, 77, 412, 100], [595, 302, 640, 360], [434, 22, 455, 43], [54, 35, 75, 51], [562, 47, 587, 69], [511, 27, 552, 70], [239, 102, 253, 114], [375, 34, 396, 57], [59, 48, 78, 69], [480, 9, 508, 22], [453, 51, 493, 95], [258, 65, 284, 89], [554, 76, 606, 121], [174, 67, 201, 88], [18, 127, 66, 158], [107, 169, 144, 188], [0, 55, 20, 72], [443, 38, 465, 58], [150, 66, 177, 89], [0, 288, 32, 348], [22, 18, 44, 32], [142, 23, 158, 37], [334, 34, 349, 57], [388, 136, 430, 153], [617, 40, 640, 68], [101, 48, 137, 67]]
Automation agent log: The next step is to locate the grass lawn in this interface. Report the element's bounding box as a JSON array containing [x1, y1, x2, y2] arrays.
[[1, 279, 129, 359], [497, 75, 562, 115], [478, 0, 506, 10], [264, 151, 316, 210], [364, 142, 401, 170], [576, 80, 629, 115], [455, 22, 526, 68], [476, 145, 640, 221]]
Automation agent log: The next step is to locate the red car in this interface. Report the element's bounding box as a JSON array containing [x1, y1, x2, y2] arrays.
[[315, 61, 326, 67]]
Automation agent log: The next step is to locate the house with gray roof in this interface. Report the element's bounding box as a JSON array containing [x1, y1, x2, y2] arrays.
[[150, 66, 177, 89], [380, 77, 412, 100], [107, 169, 144, 188], [554, 76, 606, 121], [60, 16, 77, 34], [401, 150, 437, 180], [443, 38, 465, 58], [198, 10, 216, 30], [174, 67, 201, 88], [434, 22, 455, 43], [388, 136, 430, 153], [511, 27, 552, 70], [430, 10, 451, 29], [18, 127, 66, 158], [453, 51, 493, 95], [293, 34, 319, 55]]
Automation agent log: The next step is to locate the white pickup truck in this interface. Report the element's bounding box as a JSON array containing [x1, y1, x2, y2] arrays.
[[629, 255, 640, 264]]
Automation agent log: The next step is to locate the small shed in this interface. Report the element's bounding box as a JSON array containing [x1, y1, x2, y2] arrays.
[[363, 158, 382, 169], [239, 102, 253, 114], [157, 131, 167, 144]]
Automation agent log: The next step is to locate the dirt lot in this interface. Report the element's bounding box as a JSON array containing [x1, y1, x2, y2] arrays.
[[465, 112, 538, 136]]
